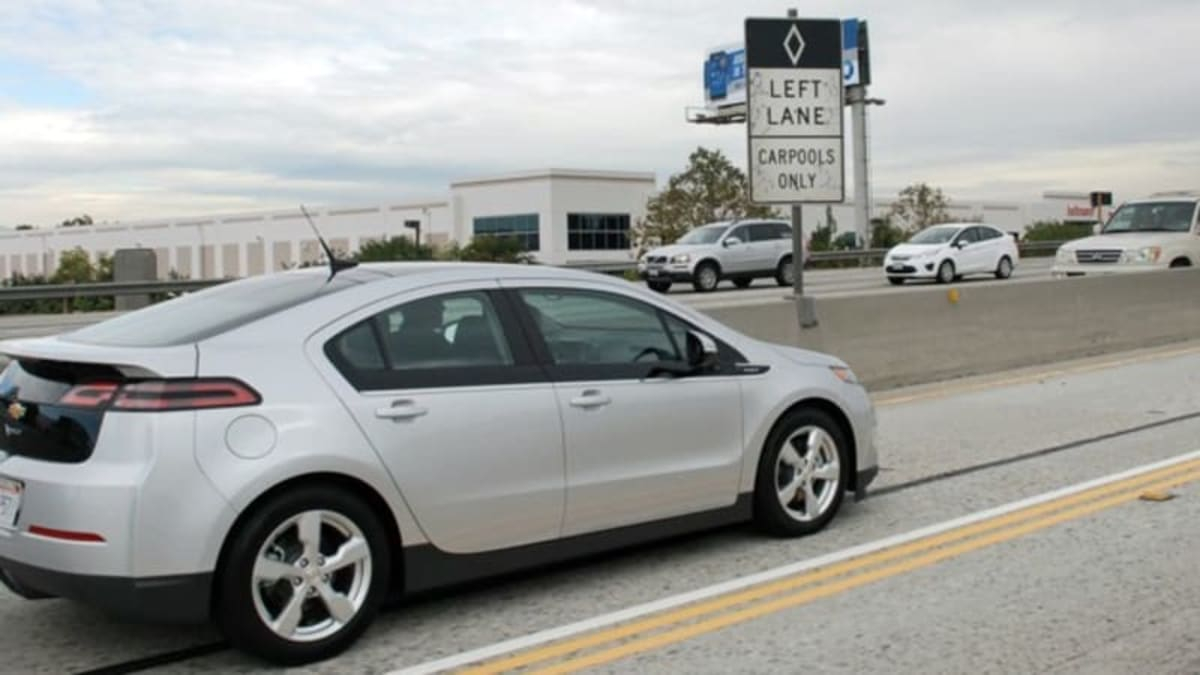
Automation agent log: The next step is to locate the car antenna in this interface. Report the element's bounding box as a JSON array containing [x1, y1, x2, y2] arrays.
[[300, 204, 358, 281]]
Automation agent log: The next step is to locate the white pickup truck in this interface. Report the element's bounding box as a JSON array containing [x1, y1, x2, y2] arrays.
[[1052, 191, 1200, 277]]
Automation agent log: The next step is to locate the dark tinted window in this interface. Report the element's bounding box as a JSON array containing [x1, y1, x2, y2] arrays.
[[957, 227, 981, 244], [747, 224, 774, 242], [567, 213, 631, 250], [66, 272, 360, 347], [326, 290, 536, 390], [979, 227, 1003, 241], [772, 223, 792, 239]]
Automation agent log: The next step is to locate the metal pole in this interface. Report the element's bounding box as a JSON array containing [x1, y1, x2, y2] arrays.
[[849, 87, 871, 249], [786, 7, 817, 328]]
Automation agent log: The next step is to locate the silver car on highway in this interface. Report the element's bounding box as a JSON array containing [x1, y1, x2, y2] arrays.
[[0, 262, 876, 665], [638, 219, 803, 293]]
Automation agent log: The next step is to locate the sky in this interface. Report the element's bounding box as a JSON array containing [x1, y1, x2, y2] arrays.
[[1, 0, 1198, 227]]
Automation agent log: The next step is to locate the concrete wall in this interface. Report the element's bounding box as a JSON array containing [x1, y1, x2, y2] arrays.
[[705, 269, 1200, 390]]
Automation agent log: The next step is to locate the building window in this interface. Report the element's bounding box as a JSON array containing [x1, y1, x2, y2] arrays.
[[567, 213, 631, 251], [473, 214, 540, 251]]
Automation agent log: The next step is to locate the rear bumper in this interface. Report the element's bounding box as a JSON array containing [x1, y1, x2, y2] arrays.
[[0, 555, 211, 623]]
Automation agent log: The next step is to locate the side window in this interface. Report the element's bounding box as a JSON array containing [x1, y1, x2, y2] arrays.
[[748, 224, 774, 242], [326, 290, 530, 390], [772, 223, 792, 240], [980, 227, 1001, 241], [519, 289, 680, 367], [726, 226, 750, 244], [957, 227, 980, 244]]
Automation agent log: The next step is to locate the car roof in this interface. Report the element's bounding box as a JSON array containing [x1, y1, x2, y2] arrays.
[[1130, 191, 1200, 204], [284, 260, 624, 287]]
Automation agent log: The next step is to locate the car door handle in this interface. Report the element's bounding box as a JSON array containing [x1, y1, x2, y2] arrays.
[[569, 390, 611, 409], [375, 400, 428, 420]]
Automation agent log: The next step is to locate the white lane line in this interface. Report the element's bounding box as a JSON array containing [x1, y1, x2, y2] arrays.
[[387, 449, 1200, 675]]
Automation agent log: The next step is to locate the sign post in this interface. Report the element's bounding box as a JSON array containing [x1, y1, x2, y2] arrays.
[[745, 11, 844, 328]]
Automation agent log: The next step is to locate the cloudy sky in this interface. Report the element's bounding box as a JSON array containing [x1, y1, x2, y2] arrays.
[[2, 0, 1198, 227]]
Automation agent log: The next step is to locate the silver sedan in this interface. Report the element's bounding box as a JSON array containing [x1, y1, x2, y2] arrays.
[[0, 262, 877, 665]]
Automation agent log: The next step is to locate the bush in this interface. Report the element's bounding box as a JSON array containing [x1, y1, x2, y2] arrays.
[[356, 236, 434, 262], [870, 217, 906, 249], [1023, 220, 1093, 242]]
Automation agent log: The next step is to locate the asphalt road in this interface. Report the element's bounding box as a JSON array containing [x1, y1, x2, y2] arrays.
[[2, 340, 1197, 674], [0, 259, 1056, 340]]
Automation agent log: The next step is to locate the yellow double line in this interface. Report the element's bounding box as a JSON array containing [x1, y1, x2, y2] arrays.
[[457, 457, 1200, 674]]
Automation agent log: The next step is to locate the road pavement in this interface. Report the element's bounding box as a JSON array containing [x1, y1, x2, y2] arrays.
[[1, 339, 1196, 674]]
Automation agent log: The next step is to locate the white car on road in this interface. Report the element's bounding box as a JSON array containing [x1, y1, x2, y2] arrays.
[[638, 219, 803, 293], [1052, 192, 1200, 277], [883, 223, 1020, 285]]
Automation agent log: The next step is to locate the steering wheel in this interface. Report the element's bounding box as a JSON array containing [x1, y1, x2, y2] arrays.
[[632, 346, 675, 362]]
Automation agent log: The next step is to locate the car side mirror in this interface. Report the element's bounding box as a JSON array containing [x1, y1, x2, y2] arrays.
[[723, 237, 741, 247], [685, 330, 720, 371], [955, 240, 968, 249]]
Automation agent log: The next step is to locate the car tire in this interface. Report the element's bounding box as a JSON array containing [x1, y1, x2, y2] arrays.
[[887, 277, 905, 286], [692, 261, 721, 293], [994, 256, 1013, 279], [647, 280, 672, 293], [732, 277, 753, 289], [775, 256, 795, 287], [936, 260, 955, 284], [753, 407, 849, 538], [216, 485, 391, 666]]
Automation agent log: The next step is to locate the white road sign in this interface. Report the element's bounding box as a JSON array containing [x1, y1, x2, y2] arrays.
[[745, 18, 844, 204]]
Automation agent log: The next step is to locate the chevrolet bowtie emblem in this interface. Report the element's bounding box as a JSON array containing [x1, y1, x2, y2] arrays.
[[6, 402, 25, 422]]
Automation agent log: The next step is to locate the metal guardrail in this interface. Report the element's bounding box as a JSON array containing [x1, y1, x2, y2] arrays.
[[0, 241, 1068, 304]]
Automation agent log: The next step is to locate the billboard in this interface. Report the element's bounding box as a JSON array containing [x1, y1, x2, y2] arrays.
[[703, 44, 746, 109]]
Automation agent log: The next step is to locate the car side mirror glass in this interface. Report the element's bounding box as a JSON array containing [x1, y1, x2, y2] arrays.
[[723, 237, 741, 247], [955, 240, 968, 248], [685, 330, 719, 371]]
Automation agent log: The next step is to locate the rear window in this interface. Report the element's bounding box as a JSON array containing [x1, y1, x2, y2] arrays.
[[64, 272, 361, 347]]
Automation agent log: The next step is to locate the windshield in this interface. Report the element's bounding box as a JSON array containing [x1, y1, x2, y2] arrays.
[[1102, 202, 1196, 234], [908, 226, 960, 245], [677, 225, 729, 245], [65, 272, 361, 347]]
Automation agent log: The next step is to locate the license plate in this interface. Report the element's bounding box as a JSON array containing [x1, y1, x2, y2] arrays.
[[648, 269, 661, 277], [0, 478, 22, 530]]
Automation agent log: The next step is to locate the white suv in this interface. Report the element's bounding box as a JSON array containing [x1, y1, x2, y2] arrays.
[[1053, 192, 1200, 277], [637, 219, 802, 293]]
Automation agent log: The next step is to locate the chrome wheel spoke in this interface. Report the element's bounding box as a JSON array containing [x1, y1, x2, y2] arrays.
[[806, 428, 829, 457], [777, 474, 802, 505], [812, 462, 840, 482], [780, 444, 803, 469], [273, 587, 307, 637], [322, 536, 369, 574], [802, 481, 820, 519], [254, 558, 299, 583], [297, 511, 322, 561], [317, 583, 356, 623]]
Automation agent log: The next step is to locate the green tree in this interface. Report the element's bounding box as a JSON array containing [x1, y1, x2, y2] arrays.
[[809, 222, 834, 252], [15, 224, 34, 231], [887, 183, 952, 233], [58, 214, 94, 228], [445, 235, 534, 263], [870, 216, 906, 249], [356, 236, 434, 262], [51, 247, 113, 312], [633, 147, 777, 253]]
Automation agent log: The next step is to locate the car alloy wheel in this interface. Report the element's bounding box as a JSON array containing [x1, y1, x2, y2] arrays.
[[252, 510, 372, 643], [776, 257, 795, 287], [753, 408, 848, 537], [995, 257, 1013, 279], [218, 486, 390, 665], [693, 263, 720, 292], [774, 425, 841, 523], [937, 260, 955, 284]]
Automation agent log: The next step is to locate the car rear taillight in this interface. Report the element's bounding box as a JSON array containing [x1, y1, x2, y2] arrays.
[[59, 382, 120, 408], [111, 379, 261, 411]]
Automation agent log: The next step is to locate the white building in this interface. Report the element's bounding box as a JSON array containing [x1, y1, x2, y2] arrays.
[[0, 166, 1103, 281]]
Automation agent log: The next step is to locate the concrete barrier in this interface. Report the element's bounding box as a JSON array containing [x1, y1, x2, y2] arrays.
[[705, 269, 1200, 390]]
